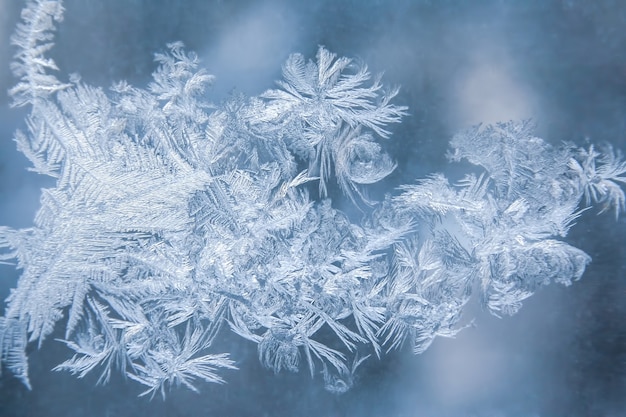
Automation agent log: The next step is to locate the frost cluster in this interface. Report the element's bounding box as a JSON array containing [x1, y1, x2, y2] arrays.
[[1, 0, 624, 397]]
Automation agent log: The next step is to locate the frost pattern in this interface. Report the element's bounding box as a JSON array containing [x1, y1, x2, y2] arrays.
[[1, 0, 624, 397]]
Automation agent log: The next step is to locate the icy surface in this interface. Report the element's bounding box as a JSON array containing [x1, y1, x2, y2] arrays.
[[0, 0, 625, 415]]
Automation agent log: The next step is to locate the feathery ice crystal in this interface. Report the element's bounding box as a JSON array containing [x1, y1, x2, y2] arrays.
[[1, 0, 624, 397]]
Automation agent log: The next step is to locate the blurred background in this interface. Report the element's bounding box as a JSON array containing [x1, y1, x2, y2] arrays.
[[0, 0, 625, 416]]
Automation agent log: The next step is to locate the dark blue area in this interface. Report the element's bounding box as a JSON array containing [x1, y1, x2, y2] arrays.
[[1, 1, 625, 416]]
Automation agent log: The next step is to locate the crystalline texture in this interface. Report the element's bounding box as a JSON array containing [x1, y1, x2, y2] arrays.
[[0, 0, 624, 396]]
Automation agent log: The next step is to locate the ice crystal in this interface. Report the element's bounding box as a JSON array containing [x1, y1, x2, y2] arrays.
[[0, 0, 623, 397]]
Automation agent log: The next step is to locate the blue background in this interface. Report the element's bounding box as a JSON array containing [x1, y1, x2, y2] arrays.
[[0, 1, 625, 416]]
